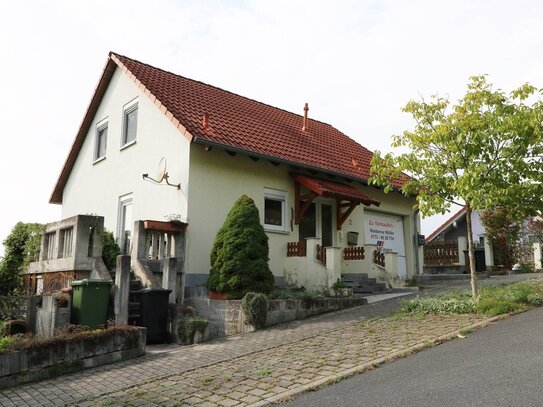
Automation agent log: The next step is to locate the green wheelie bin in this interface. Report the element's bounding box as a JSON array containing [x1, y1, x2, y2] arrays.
[[71, 279, 112, 328]]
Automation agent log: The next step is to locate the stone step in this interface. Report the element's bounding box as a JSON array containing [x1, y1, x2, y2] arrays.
[[353, 285, 387, 294], [130, 280, 143, 291]]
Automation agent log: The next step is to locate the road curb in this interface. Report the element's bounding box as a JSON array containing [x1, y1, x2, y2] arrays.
[[249, 314, 507, 406]]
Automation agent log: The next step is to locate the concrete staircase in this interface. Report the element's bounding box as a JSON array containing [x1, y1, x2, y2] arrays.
[[341, 273, 390, 294], [128, 276, 143, 326]]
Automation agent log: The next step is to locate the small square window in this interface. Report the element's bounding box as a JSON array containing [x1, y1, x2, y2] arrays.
[[122, 103, 138, 146], [94, 123, 108, 161], [264, 189, 287, 232]]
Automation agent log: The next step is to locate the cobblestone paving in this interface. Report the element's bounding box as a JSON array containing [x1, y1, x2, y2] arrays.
[[0, 293, 420, 407], [0, 273, 540, 407], [83, 313, 487, 406]]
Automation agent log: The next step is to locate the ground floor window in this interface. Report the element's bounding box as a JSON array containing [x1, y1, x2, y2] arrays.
[[117, 194, 133, 254], [264, 188, 287, 232]]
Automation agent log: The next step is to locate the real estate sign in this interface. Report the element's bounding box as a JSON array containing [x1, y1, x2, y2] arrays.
[[364, 211, 407, 278]]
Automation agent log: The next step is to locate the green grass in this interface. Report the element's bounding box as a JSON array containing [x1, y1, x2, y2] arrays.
[[401, 291, 475, 315], [255, 368, 273, 377], [475, 282, 542, 316], [401, 282, 543, 317]]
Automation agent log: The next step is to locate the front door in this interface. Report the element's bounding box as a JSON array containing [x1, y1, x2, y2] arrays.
[[321, 203, 333, 247], [299, 201, 334, 246]]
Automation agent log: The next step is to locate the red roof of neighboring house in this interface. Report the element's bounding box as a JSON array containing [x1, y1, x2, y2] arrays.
[[425, 207, 467, 243], [291, 173, 380, 206], [50, 52, 408, 204]]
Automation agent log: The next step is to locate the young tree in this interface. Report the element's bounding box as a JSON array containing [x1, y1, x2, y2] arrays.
[[370, 76, 543, 299], [0, 222, 45, 295], [207, 195, 275, 298]]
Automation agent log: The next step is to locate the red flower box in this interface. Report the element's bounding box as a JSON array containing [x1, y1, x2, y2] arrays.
[[208, 290, 227, 300]]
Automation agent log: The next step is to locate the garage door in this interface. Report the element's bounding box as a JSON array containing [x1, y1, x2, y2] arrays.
[[364, 211, 407, 278]]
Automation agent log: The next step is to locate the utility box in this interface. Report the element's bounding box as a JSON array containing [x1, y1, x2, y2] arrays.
[[71, 279, 112, 328], [133, 288, 172, 344], [417, 234, 426, 246]]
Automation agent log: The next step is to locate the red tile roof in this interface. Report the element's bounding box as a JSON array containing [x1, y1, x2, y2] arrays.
[[425, 206, 466, 243], [291, 173, 380, 206], [50, 52, 408, 204]]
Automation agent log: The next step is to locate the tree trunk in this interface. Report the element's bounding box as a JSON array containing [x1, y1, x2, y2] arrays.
[[466, 207, 478, 300]]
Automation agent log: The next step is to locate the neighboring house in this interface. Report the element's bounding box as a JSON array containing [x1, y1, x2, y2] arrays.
[[49, 52, 423, 294], [424, 206, 543, 273], [424, 207, 491, 273]]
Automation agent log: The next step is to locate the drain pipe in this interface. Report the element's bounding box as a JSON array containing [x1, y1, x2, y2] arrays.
[[414, 209, 421, 276]]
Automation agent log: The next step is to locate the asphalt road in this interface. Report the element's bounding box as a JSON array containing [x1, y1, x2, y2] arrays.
[[283, 302, 543, 407]]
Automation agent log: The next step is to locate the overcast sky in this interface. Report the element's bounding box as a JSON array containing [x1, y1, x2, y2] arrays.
[[1, 0, 543, 256]]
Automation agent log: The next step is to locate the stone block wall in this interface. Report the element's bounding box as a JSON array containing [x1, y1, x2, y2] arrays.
[[184, 297, 367, 340]]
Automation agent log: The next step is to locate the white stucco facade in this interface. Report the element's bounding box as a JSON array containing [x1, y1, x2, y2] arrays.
[[185, 145, 422, 285], [58, 65, 423, 288], [61, 67, 191, 242]]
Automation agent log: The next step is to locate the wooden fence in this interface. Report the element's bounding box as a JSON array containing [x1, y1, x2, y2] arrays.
[[424, 243, 459, 265], [343, 246, 365, 260], [316, 244, 326, 264], [373, 250, 385, 267], [286, 241, 307, 257]]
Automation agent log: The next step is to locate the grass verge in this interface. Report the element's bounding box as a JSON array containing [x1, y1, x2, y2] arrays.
[[401, 281, 543, 317]]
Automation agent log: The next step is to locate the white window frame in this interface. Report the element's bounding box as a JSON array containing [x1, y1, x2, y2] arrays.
[[264, 188, 287, 232], [94, 119, 108, 162], [117, 193, 133, 255], [121, 98, 138, 148]]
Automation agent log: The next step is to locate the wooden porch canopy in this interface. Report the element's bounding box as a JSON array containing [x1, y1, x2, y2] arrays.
[[290, 173, 380, 230]]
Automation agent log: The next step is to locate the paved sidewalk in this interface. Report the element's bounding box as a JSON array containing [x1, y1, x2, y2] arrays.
[[0, 292, 416, 406], [0, 273, 540, 406]]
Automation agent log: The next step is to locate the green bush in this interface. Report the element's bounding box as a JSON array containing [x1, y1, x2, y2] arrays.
[[177, 317, 209, 345], [402, 282, 543, 317], [242, 292, 268, 329], [301, 290, 327, 308], [0, 222, 44, 295], [207, 195, 274, 299], [332, 279, 346, 290], [402, 292, 475, 315], [514, 262, 535, 274], [475, 283, 542, 315], [102, 229, 121, 271], [0, 335, 22, 353]]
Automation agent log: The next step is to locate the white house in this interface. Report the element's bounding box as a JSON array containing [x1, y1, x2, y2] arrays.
[[50, 52, 423, 293]]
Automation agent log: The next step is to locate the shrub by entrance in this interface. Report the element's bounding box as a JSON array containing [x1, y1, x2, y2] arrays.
[[207, 195, 274, 299]]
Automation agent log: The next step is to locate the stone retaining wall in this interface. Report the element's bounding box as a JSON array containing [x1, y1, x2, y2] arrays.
[[0, 327, 146, 389], [185, 297, 367, 339]]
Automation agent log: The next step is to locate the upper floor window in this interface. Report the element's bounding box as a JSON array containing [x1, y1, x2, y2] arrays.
[[122, 100, 138, 147], [264, 188, 287, 232], [94, 121, 108, 162]]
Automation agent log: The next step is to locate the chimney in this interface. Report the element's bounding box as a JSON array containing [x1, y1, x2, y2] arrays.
[[302, 103, 309, 132], [202, 114, 209, 129]]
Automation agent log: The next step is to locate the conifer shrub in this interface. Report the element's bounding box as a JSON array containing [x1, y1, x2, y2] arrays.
[[207, 195, 274, 299]]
